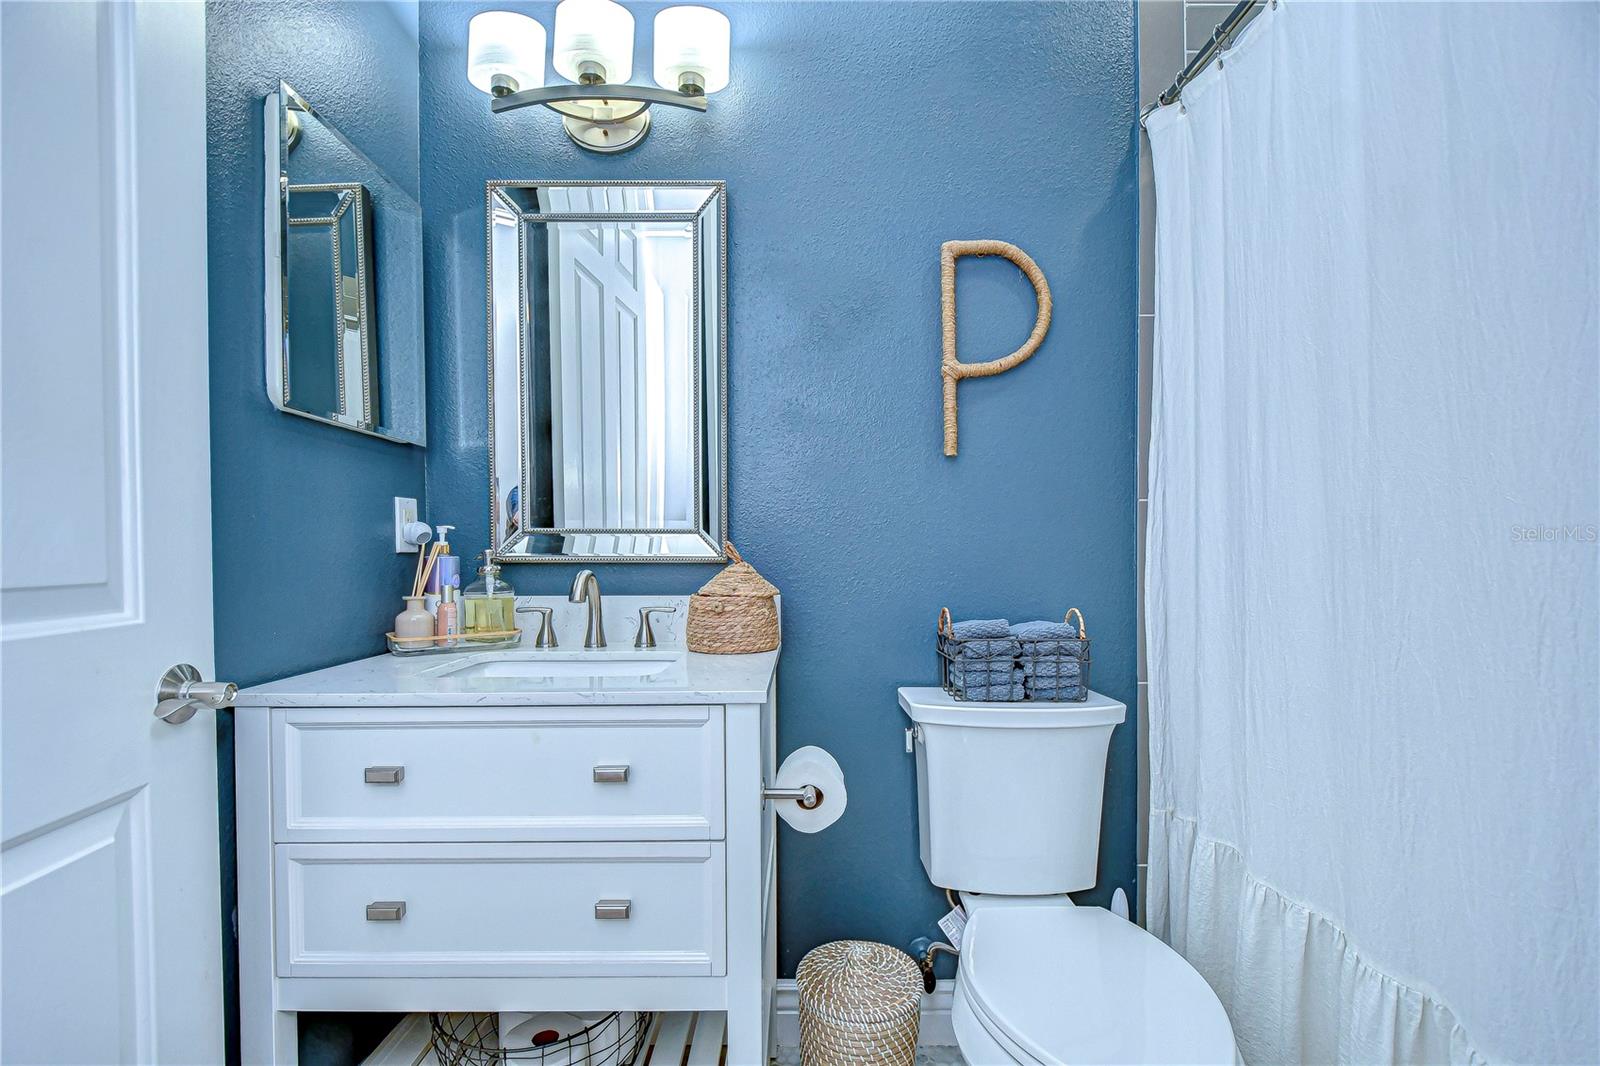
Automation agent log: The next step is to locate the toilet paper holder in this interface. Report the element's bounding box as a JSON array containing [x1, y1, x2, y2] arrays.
[[762, 782, 824, 810], [765, 746, 846, 832]]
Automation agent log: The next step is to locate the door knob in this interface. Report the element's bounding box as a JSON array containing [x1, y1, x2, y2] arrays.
[[154, 663, 237, 725]]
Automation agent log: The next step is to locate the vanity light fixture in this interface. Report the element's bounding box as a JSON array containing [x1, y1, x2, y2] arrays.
[[467, 11, 547, 98], [467, 1, 730, 153]]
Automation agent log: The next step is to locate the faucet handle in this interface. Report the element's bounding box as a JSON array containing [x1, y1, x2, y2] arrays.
[[515, 604, 558, 648], [634, 605, 677, 649]]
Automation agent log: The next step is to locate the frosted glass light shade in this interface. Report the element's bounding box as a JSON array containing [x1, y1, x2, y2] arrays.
[[552, 0, 634, 84], [467, 11, 547, 96], [653, 6, 730, 95]]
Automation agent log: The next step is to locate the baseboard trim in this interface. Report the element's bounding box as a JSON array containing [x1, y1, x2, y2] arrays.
[[772, 978, 956, 1048]]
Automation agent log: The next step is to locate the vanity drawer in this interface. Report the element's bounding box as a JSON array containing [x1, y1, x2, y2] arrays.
[[273, 841, 725, 978], [272, 706, 724, 842]]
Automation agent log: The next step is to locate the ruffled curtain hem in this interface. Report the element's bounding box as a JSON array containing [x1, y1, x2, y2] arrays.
[[1148, 809, 1488, 1066]]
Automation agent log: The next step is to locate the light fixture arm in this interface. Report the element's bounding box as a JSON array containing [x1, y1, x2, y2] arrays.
[[490, 83, 708, 116]]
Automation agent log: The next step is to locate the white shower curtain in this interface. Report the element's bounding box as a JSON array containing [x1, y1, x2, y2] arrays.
[[1144, 3, 1598, 1063]]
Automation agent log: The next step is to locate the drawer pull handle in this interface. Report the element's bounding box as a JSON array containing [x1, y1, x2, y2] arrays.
[[594, 899, 632, 920], [593, 765, 630, 783], [364, 765, 405, 784], [366, 901, 407, 922]]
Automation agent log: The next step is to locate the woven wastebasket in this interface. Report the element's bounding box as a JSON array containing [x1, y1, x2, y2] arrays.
[[795, 941, 922, 1065]]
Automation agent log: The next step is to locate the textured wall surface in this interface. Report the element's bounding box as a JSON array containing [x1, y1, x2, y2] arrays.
[[1138, 0, 1186, 925], [206, 2, 422, 1058], [420, 0, 1139, 980]]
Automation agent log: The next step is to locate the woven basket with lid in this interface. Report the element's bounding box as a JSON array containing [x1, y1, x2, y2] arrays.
[[686, 541, 780, 654], [795, 941, 922, 1065]]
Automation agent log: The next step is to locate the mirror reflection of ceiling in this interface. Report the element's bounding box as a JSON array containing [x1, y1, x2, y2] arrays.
[[492, 184, 720, 214]]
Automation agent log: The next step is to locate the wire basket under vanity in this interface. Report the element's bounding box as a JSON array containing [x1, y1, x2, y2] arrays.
[[936, 607, 1091, 702], [428, 1011, 651, 1066]]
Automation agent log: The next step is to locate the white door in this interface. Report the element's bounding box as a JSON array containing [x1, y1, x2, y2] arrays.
[[546, 187, 696, 557], [0, 2, 223, 1063], [550, 209, 649, 531]]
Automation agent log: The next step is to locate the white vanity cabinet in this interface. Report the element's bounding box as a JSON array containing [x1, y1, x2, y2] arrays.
[[235, 607, 779, 1066]]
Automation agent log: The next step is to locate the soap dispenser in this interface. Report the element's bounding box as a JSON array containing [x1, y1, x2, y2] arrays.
[[425, 524, 458, 600], [463, 551, 516, 638]]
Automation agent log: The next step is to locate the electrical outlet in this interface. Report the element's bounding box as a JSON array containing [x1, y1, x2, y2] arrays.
[[394, 497, 420, 553]]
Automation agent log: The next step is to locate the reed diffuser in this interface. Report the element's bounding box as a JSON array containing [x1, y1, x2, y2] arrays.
[[391, 544, 444, 648]]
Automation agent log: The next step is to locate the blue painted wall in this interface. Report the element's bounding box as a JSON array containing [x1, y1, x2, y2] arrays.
[[209, 2, 1136, 1055], [206, 2, 423, 1059], [419, 0, 1140, 980]]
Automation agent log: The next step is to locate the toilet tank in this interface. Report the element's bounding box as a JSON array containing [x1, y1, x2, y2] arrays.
[[898, 687, 1126, 895]]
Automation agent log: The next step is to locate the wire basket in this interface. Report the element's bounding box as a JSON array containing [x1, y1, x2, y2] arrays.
[[936, 607, 1091, 702], [428, 1011, 652, 1066]]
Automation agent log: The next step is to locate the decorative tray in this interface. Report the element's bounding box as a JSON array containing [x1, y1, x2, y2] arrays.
[[386, 628, 523, 657]]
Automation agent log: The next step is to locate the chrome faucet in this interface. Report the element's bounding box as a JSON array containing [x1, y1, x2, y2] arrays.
[[569, 569, 606, 649]]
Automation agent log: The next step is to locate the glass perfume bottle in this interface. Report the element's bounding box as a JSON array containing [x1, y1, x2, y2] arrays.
[[434, 585, 460, 646], [463, 551, 516, 638]]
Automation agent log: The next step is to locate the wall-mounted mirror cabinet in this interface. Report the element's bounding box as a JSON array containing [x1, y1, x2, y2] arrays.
[[264, 82, 426, 444], [488, 181, 727, 562]]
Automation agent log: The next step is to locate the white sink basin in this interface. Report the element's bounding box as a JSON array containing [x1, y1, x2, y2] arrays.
[[426, 651, 681, 681]]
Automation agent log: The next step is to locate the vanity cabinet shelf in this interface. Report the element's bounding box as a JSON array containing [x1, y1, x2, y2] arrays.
[[234, 621, 779, 1066]]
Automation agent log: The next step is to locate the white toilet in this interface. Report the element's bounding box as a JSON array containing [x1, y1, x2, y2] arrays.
[[899, 687, 1238, 1066]]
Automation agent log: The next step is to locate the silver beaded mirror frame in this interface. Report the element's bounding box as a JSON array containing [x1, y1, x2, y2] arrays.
[[264, 81, 427, 445], [487, 180, 727, 563]]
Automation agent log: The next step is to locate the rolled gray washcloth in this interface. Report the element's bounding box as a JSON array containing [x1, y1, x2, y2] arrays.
[[944, 617, 1024, 699], [950, 659, 1016, 683], [1021, 658, 1081, 681], [952, 637, 1021, 660], [1023, 658, 1083, 699], [949, 617, 1011, 640], [1026, 679, 1084, 700], [950, 661, 1026, 701], [944, 618, 1020, 661], [1011, 619, 1088, 659]]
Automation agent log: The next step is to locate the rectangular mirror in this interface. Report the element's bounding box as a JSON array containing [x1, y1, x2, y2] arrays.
[[265, 81, 425, 444], [488, 181, 727, 562]]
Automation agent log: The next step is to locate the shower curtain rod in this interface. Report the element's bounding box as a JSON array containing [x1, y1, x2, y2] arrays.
[[1139, 0, 1266, 127]]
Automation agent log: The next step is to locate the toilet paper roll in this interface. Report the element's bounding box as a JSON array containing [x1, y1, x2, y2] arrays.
[[772, 745, 847, 833]]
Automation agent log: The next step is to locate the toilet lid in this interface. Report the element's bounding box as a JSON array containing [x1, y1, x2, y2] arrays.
[[961, 903, 1237, 1065]]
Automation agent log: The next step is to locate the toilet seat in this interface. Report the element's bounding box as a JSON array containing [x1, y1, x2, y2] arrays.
[[955, 899, 1237, 1065]]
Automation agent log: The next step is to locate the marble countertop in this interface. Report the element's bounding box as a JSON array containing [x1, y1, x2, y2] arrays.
[[235, 595, 779, 708]]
